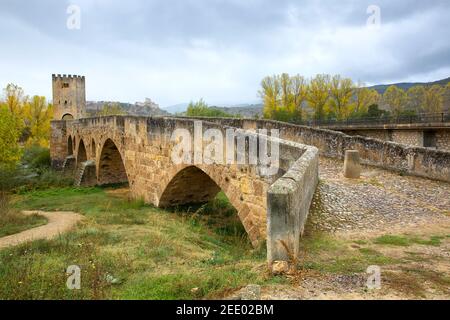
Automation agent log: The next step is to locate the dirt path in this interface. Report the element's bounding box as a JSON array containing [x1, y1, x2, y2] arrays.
[[0, 211, 84, 249]]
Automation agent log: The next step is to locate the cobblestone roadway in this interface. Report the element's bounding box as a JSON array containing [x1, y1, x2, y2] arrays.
[[307, 157, 450, 236]]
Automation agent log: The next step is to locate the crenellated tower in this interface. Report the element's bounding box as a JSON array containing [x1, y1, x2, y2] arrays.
[[52, 74, 86, 120]]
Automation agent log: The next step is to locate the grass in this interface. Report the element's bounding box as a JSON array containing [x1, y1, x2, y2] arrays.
[[0, 187, 278, 299], [374, 234, 445, 247], [0, 194, 47, 238], [297, 232, 397, 274], [2, 185, 447, 299], [0, 212, 47, 238]]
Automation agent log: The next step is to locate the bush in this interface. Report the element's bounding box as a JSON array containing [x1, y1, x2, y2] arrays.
[[21, 145, 51, 170], [14, 169, 74, 194]]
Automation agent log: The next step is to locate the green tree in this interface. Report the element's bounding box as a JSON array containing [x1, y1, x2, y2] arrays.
[[186, 99, 232, 117], [98, 102, 126, 116], [383, 85, 407, 117]]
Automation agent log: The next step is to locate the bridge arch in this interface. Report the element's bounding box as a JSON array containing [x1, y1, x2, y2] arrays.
[[158, 165, 259, 244], [97, 138, 128, 185], [91, 138, 96, 159], [76, 139, 87, 168], [67, 136, 73, 156]]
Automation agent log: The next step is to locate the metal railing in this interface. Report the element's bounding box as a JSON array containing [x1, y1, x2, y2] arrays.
[[298, 112, 450, 127]]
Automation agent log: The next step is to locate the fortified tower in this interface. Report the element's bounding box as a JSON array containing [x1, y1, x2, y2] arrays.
[[52, 74, 86, 120]]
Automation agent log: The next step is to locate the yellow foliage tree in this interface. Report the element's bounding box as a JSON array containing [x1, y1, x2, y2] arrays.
[[307, 74, 330, 120], [0, 104, 22, 166], [259, 73, 308, 122], [260, 75, 281, 119], [423, 85, 444, 113], [383, 85, 407, 116], [23, 96, 54, 147], [353, 83, 379, 116], [327, 75, 354, 120], [407, 86, 426, 113]]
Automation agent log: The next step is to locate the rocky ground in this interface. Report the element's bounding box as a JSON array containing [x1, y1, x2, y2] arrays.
[[308, 157, 450, 237], [240, 157, 450, 300]]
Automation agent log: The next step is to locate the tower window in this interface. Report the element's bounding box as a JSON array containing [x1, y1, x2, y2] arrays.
[[62, 83, 69, 88]]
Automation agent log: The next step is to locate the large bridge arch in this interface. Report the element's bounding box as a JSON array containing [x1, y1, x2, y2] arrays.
[[158, 164, 261, 245], [97, 138, 129, 185]]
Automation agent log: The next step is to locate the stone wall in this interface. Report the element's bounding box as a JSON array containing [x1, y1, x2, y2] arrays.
[[391, 130, 423, 147], [339, 128, 450, 152], [436, 130, 450, 151], [185, 117, 450, 182], [345, 130, 391, 141]]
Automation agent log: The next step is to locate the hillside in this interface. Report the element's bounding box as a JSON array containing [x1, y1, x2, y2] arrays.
[[209, 104, 263, 118], [87, 98, 170, 116], [369, 77, 450, 94]]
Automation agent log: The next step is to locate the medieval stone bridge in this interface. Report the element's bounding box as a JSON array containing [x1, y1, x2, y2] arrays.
[[49, 74, 450, 269], [51, 116, 320, 267]]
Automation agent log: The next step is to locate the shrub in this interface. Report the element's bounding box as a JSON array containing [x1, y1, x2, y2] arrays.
[[21, 145, 51, 170]]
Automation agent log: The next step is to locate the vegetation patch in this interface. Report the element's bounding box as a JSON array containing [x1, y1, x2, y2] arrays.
[[374, 234, 445, 247]]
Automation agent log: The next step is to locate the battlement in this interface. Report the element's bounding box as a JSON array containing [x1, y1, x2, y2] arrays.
[[52, 74, 85, 81]]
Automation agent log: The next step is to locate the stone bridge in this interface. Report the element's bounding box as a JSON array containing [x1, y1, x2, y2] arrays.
[[50, 116, 320, 268]]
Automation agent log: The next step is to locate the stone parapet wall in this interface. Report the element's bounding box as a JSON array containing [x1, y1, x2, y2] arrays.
[[185, 117, 450, 182]]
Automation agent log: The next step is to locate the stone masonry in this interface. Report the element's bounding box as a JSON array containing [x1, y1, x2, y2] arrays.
[[50, 116, 319, 267]]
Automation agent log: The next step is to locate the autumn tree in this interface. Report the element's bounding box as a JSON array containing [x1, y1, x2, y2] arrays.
[[259, 73, 308, 122], [423, 85, 444, 113], [23, 96, 54, 147], [289, 75, 308, 122], [407, 86, 426, 113], [353, 83, 380, 116], [307, 74, 330, 120], [383, 85, 407, 117], [260, 75, 281, 119], [327, 75, 354, 120], [0, 104, 22, 166]]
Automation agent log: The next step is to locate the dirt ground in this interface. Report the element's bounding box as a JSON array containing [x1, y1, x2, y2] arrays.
[[244, 157, 450, 300], [0, 211, 83, 249]]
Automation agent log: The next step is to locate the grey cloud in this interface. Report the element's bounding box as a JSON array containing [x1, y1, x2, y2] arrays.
[[0, 0, 449, 105]]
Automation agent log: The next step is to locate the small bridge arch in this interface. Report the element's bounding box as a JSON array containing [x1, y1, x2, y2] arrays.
[[97, 138, 128, 186]]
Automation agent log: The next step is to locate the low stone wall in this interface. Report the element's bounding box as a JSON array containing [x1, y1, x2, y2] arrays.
[[184, 117, 450, 182], [267, 144, 319, 264]]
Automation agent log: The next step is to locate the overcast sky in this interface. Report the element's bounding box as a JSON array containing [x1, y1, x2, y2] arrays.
[[0, 0, 449, 107]]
